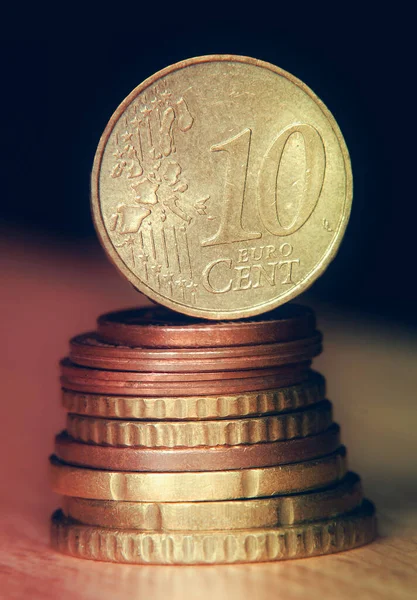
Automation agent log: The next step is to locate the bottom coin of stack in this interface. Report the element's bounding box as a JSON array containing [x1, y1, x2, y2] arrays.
[[49, 305, 376, 564]]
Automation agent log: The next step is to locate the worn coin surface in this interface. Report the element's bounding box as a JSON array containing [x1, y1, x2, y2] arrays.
[[96, 304, 316, 347], [61, 472, 362, 530], [61, 371, 325, 420], [54, 426, 340, 471], [92, 55, 352, 319], [49, 447, 346, 501], [51, 501, 375, 564]]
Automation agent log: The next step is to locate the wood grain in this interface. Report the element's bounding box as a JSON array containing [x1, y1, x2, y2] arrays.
[[0, 232, 416, 599]]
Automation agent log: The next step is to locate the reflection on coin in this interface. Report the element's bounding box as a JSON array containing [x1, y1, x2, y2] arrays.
[[61, 472, 363, 530], [49, 447, 346, 501], [61, 371, 325, 420], [92, 55, 352, 319], [51, 500, 375, 564]]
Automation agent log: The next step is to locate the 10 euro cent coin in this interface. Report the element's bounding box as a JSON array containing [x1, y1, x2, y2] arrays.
[[92, 55, 352, 319]]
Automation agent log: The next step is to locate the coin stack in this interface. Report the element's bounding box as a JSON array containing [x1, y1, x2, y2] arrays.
[[49, 304, 376, 564], [49, 54, 376, 563]]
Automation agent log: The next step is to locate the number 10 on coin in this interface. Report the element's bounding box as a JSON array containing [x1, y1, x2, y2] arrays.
[[92, 55, 352, 319]]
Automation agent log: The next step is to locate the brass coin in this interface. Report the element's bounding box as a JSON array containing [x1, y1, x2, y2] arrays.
[[51, 500, 376, 564], [91, 55, 352, 320], [69, 330, 322, 372], [66, 400, 332, 448], [49, 447, 346, 501], [62, 472, 363, 530], [61, 371, 325, 420], [96, 304, 316, 347]]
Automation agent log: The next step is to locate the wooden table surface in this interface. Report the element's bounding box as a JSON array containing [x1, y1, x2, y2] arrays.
[[1, 232, 416, 600]]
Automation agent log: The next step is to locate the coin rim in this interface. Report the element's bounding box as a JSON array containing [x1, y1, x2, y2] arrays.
[[50, 500, 375, 564], [61, 471, 362, 529], [96, 304, 316, 347], [54, 425, 340, 471], [49, 446, 346, 501], [69, 331, 322, 372], [65, 400, 333, 448], [61, 371, 325, 420], [91, 54, 353, 320], [71, 330, 322, 358], [60, 368, 310, 396]]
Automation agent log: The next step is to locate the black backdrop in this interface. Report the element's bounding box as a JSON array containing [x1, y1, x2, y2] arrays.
[[2, 23, 416, 325]]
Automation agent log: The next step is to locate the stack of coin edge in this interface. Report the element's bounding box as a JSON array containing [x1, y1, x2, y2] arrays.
[[50, 304, 376, 565]]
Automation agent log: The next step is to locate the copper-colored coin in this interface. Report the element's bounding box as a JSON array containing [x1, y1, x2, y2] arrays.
[[97, 304, 316, 348], [60, 359, 311, 396], [61, 472, 362, 530], [62, 371, 325, 420], [54, 425, 340, 471], [66, 400, 332, 448], [69, 331, 322, 372], [51, 501, 375, 564], [60, 357, 309, 383], [49, 447, 347, 501]]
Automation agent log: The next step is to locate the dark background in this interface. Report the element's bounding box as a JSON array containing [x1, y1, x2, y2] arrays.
[[2, 22, 416, 326]]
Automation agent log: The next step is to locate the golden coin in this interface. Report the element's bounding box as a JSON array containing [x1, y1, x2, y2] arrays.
[[62, 371, 325, 420], [62, 471, 362, 530], [92, 55, 352, 320], [51, 500, 376, 564], [66, 400, 332, 448], [49, 447, 346, 501]]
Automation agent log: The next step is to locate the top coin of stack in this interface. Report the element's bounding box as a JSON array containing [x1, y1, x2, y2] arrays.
[[91, 55, 352, 320]]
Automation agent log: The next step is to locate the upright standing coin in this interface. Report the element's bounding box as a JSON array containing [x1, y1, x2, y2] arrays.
[[92, 55, 352, 320]]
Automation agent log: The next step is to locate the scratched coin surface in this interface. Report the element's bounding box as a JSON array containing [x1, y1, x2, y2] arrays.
[[92, 55, 352, 319]]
